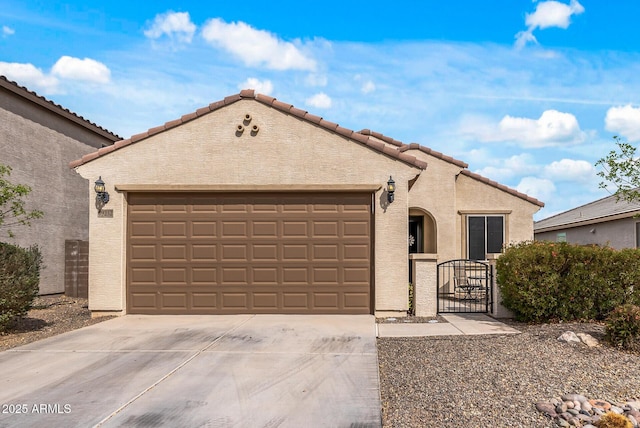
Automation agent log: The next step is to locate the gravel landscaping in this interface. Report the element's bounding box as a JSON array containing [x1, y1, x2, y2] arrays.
[[378, 321, 640, 427], [0, 295, 112, 351]]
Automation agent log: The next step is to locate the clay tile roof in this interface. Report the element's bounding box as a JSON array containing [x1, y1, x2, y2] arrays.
[[360, 129, 469, 168], [460, 170, 544, 207], [68, 90, 428, 170], [1, 75, 121, 142]]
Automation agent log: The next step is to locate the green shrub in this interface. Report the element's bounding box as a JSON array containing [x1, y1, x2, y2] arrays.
[[0, 242, 42, 332], [605, 304, 640, 351], [496, 241, 640, 322]]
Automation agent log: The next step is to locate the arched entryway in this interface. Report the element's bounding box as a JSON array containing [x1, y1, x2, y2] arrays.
[[409, 208, 437, 255]]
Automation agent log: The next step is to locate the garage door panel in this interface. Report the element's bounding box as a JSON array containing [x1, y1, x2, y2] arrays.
[[162, 293, 187, 309], [314, 293, 339, 308], [191, 293, 217, 308], [283, 293, 308, 309], [161, 222, 187, 238], [221, 244, 247, 260], [252, 244, 278, 260], [130, 222, 157, 238], [283, 267, 308, 284], [161, 245, 187, 260], [252, 221, 278, 237], [130, 293, 157, 310], [313, 267, 339, 284], [283, 244, 308, 261], [191, 222, 216, 238], [131, 245, 157, 261], [343, 221, 369, 237], [252, 267, 278, 284], [192, 244, 216, 260], [221, 222, 247, 237], [221, 268, 248, 284], [221, 199, 249, 212], [344, 293, 369, 309], [344, 244, 369, 261], [313, 221, 339, 237], [191, 267, 216, 284], [161, 268, 187, 284], [282, 221, 308, 237], [253, 293, 278, 308], [222, 293, 248, 308], [131, 268, 157, 284], [128, 192, 371, 314], [344, 268, 369, 284]]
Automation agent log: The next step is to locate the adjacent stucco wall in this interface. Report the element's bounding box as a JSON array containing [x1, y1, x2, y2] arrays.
[[535, 217, 639, 249], [75, 99, 420, 315], [0, 107, 100, 294], [406, 152, 464, 262], [455, 173, 540, 255]]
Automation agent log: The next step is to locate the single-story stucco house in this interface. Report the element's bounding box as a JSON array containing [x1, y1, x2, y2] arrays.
[[535, 192, 640, 249], [0, 76, 120, 296], [70, 90, 543, 318]]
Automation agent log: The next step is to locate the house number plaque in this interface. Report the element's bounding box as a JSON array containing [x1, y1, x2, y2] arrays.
[[98, 209, 113, 218]]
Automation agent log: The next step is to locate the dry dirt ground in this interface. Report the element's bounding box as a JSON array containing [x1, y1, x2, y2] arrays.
[[0, 295, 113, 351]]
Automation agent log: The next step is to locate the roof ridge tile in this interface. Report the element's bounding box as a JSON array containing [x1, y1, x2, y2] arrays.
[[0, 75, 121, 141]]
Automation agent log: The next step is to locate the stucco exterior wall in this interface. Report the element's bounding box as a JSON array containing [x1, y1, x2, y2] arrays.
[[0, 107, 103, 294], [535, 217, 639, 249], [455, 173, 540, 255], [75, 99, 420, 315], [406, 152, 464, 262]]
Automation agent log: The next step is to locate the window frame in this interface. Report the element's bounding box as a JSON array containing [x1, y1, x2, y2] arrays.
[[466, 214, 505, 261]]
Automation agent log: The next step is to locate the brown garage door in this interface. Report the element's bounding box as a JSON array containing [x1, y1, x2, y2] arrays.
[[127, 192, 372, 314]]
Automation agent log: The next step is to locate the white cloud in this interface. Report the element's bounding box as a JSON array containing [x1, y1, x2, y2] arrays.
[[361, 80, 376, 94], [498, 110, 585, 147], [516, 176, 556, 202], [605, 105, 640, 142], [306, 92, 332, 109], [543, 158, 595, 182], [2, 25, 15, 37], [462, 110, 585, 148], [238, 78, 273, 94], [201, 18, 316, 71], [0, 62, 59, 93], [144, 11, 196, 44], [475, 153, 539, 181], [515, 0, 584, 48], [51, 56, 111, 84]]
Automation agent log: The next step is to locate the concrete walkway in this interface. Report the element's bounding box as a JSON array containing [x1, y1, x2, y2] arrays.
[[376, 313, 521, 337]]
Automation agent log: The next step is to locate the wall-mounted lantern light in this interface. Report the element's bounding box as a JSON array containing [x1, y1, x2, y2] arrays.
[[387, 176, 396, 203], [94, 176, 109, 211]]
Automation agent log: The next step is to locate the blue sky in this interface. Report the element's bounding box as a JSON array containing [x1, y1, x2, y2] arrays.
[[2, 1, 640, 220]]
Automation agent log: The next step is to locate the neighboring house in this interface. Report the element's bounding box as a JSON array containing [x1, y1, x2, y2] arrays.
[[534, 192, 640, 249], [70, 90, 543, 317], [0, 76, 120, 295]]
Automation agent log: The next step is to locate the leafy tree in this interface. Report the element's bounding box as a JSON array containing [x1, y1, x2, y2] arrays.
[[0, 164, 44, 238], [596, 136, 640, 203]]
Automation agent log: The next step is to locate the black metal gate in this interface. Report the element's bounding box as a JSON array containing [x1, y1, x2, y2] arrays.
[[437, 259, 492, 313]]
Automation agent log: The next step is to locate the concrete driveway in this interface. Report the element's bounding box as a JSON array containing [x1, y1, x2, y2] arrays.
[[0, 315, 381, 427]]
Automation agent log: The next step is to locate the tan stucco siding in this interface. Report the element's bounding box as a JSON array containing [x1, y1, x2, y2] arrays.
[[455, 173, 540, 256], [407, 153, 464, 262], [1, 107, 98, 294], [76, 99, 419, 314]]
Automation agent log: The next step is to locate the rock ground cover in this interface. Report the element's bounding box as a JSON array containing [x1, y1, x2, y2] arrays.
[[378, 321, 640, 427]]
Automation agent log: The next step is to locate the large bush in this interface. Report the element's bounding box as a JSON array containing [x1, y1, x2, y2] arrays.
[[605, 304, 640, 351], [496, 241, 640, 322], [0, 242, 42, 332]]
